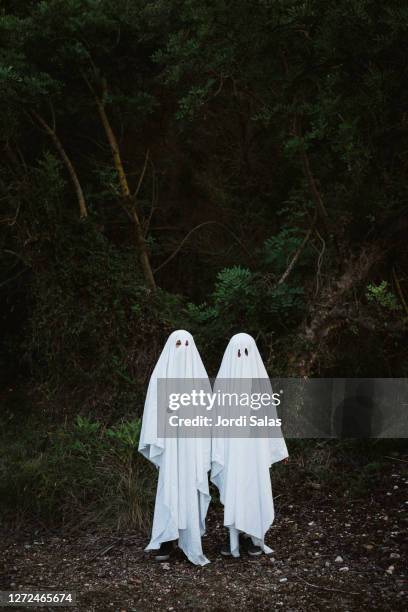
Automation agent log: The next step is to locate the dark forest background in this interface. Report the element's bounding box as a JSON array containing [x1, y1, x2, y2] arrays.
[[0, 0, 407, 530]]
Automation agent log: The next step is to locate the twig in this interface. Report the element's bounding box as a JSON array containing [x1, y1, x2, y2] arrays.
[[276, 207, 317, 287], [0, 201, 21, 226], [297, 576, 359, 596], [88, 538, 122, 562], [144, 159, 158, 236], [0, 268, 28, 288], [133, 149, 150, 199], [276, 226, 313, 286], [314, 228, 326, 296], [384, 455, 408, 463], [153, 221, 254, 273]]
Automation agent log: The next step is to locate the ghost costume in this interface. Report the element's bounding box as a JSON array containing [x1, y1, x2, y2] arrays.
[[211, 333, 288, 557], [139, 330, 211, 565]]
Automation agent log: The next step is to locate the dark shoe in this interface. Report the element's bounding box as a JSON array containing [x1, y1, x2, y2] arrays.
[[220, 537, 232, 556], [155, 540, 175, 561], [246, 541, 263, 556], [240, 533, 262, 556]]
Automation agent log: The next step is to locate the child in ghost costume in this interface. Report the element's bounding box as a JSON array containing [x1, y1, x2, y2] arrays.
[[138, 330, 211, 565], [211, 333, 288, 557]]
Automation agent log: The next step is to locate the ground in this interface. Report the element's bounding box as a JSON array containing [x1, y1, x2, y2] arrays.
[[1, 459, 406, 611]]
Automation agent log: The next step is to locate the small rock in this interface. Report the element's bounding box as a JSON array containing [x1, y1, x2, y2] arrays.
[[386, 565, 395, 575], [335, 556, 343, 563], [279, 578, 288, 582], [390, 553, 400, 559], [339, 566, 349, 572], [162, 563, 170, 570]]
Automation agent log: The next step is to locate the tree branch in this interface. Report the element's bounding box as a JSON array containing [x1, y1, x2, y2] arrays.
[[153, 221, 254, 274], [30, 110, 88, 219], [85, 75, 156, 290]]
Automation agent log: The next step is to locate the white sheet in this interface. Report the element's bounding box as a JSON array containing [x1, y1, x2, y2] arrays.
[[139, 330, 211, 565], [211, 333, 288, 556]]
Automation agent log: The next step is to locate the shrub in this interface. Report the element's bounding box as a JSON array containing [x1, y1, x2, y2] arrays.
[[0, 415, 156, 531]]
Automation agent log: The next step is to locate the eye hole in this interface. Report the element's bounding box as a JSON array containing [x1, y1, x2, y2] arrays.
[[245, 348, 248, 356], [185, 340, 189, 346], [176, 339, 181, 347], [238, 349, 241, 357]]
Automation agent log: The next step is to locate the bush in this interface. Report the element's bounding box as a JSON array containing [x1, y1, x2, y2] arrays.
[[0, 415, 156, 531], [181, 263, 306, 374], [24, 218, 183, 419]]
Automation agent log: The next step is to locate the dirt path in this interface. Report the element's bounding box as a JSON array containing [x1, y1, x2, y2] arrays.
[[1, 462, 406, 611]]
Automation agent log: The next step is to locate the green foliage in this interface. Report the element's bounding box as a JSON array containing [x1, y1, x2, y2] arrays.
[[106, 418, 141, 448], [25, 219, 175, 416], [263, 228, 309, 274], [268, 283, 304, 314], [1, 0, 407, 401], [182, 263, 305, 373], [0, 415, 155, 530], [366, 281, 401, 311], [0, 0, 407, 541], [212, 266, 257, 309]]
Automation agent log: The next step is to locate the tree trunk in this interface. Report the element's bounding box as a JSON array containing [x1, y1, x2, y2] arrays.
[[94, 96, 156, 291]]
